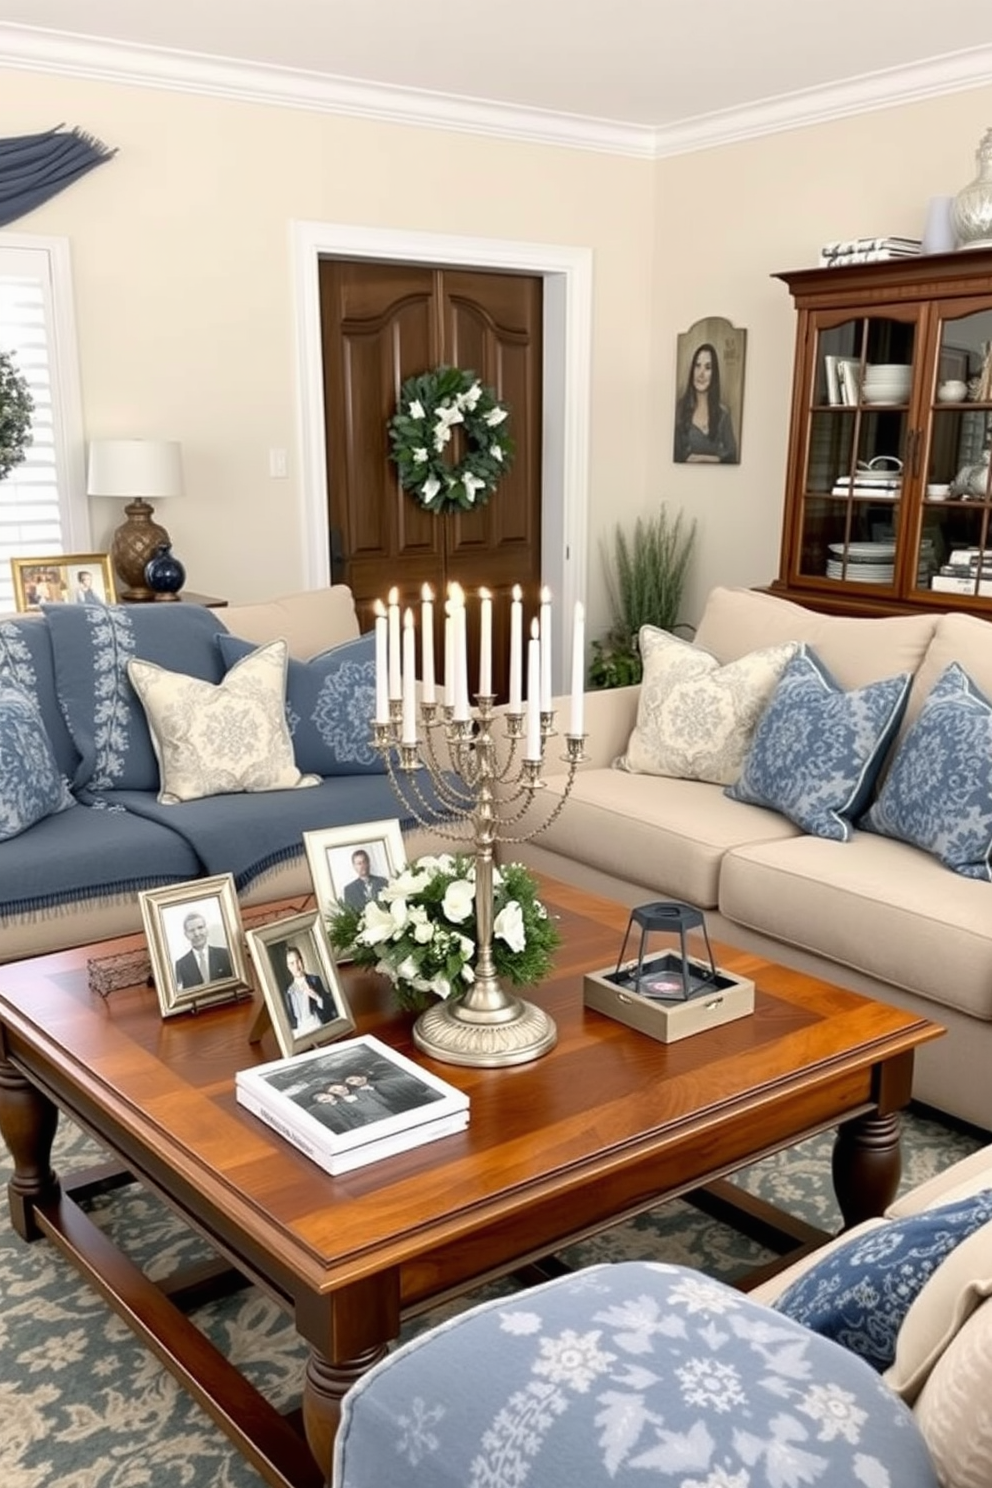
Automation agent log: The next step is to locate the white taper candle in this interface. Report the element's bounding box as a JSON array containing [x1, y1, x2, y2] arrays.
[[387, 586, 401, 702], [539, 586, 552, 711], [443, 603, 454, 709], [508, 583, 523, 712], [479, 588, 492, 697], [373, 600, 388, 725], [570, 600, 585, 737], [420, 584, 435, 704], [526, 617, 542, 761], [401, 608, 417, 745]]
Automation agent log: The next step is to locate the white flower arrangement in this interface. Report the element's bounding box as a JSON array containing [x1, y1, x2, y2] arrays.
[[327, 853, 559, 1012], [388, 366, 515, 516]]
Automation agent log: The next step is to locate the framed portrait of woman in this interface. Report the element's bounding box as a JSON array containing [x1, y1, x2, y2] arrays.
[[673, 317, 747, 466]]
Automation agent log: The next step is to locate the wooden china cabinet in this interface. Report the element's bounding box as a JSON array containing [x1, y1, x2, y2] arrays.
[[769, 249, 992, 620]]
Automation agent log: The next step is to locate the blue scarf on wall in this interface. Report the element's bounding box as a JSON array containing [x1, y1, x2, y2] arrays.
[[0, 124, 117, 227]]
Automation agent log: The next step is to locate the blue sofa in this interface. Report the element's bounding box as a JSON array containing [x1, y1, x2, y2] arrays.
[[0, 586, 419, 962]]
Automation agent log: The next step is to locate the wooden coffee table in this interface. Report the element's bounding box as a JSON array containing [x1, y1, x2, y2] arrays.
[[0, 878, 942, 1488]]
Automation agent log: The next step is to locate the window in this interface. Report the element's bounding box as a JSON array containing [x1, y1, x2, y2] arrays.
[[0, 236, 87, 611]]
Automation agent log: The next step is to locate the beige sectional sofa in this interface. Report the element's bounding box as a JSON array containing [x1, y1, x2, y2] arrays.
[[513, 585, 992, 1132]]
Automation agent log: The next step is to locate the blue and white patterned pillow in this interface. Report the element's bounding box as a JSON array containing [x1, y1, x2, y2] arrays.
[[217, 630, 384, 777], [725, 646, 911, 840], [44, 602, 227, 793], [0, 682, 75, 841], [336, 1261, 939, 1488], [775, 1189, 992, 1373], [862, 662, 992, 879]]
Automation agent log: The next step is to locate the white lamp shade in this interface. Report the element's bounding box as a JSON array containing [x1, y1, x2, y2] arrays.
[[87, 439, 184, 500]]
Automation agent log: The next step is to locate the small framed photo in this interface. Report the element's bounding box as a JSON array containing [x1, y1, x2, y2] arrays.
[[245, 910, 355, 1058], [303, 819, 406, 921], [11, 552, 117, 612], [139, 873, 249, 1017]]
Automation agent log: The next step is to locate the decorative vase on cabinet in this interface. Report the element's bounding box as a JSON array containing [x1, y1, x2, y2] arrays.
[[145, 544, 186, 601], [952, 127, 992, 250]]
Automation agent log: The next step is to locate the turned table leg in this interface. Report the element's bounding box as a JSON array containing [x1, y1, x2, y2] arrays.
[[832, 1110, 902, 1229], [0, 1054, 61, 1240], [303, 1343, 389, 1477]]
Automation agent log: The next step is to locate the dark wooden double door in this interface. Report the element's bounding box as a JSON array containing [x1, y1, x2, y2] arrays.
[[319, 260, 543, 701]]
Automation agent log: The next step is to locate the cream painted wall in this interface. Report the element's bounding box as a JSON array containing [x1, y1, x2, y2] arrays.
[[655, 86, 992, 629], [3, 66, 992, 647], [0, 69, 655, 634]]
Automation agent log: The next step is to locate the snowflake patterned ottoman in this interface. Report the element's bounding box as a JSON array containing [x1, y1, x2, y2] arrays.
[[332, 1261, 938, 1488]]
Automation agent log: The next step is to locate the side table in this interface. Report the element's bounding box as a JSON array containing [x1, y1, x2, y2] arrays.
[[121, 591, 228, 608]]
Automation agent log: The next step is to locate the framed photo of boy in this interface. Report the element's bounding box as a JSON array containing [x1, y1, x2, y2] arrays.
[[245, 910, 355, 1059], [138, 873, 248, 1018], [10, 552, 117, 611], [672, 316, 746, 466], [303, 818, 406, 922]]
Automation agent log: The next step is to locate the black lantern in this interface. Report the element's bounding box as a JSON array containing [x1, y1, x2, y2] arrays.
[[613, 901, 718, 1002]]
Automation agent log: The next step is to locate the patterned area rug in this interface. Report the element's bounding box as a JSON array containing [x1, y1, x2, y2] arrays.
[[0, 1106, 984, 1487]]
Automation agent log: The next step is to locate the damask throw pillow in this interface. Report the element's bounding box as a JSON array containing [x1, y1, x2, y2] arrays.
[[862, 662, 992, 880], [127, 639, 320, 804], [774, 1188, 992, 1373], [0, 682, 75, 841], [726, 646, 911, 840], [618, 627, 799, 784], [216, 630, 384, 777]]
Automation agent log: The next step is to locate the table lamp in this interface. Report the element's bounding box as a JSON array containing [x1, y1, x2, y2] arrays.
[[87, 439, 184, 601]]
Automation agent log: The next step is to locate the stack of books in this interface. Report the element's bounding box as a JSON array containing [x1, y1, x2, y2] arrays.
[[931, 548, 992, 597], [819, 236, 922, 267], [236, 1033, 470, 1175]]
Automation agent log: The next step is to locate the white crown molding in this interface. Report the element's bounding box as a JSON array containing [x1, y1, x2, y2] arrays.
[[651, 44, 992, 157], [0, 24, 654, 158], [0, 24, 989, 159]]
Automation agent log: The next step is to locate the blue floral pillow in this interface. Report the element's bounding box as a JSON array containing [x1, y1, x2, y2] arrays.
[[774, 1189, 992, 1372], [862, 663, 992, 879], [0, 682, 75, 841], [217, 630, 384, 777], [726, 647, 910, 840]]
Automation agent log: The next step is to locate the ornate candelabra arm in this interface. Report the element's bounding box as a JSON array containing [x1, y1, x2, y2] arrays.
[[497, 737, 587, 845]]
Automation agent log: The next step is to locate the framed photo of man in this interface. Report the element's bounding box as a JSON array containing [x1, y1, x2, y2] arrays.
[[673, 316, 747, 466], [303, 819, 406, 930], [139, 873, 248, 1017], [245, 910, 355, 1059]]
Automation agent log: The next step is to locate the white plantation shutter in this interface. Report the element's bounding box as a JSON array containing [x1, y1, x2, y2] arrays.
[[0, 238, 87, 611]]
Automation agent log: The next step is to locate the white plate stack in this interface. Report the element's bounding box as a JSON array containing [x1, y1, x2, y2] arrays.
[[826, 541, 896, 583], [861, 364, 912, 406]]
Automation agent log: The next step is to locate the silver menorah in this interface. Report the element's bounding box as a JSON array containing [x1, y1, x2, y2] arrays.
[[373, 695, 586, 1067]]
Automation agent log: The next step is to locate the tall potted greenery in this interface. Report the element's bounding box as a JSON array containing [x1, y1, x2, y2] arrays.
[[589, 506, 696, 689]]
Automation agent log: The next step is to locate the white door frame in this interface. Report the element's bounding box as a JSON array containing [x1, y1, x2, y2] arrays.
[[290, 221, 592, 690]]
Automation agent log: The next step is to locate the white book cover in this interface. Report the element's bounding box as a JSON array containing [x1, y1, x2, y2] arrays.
[[237, 1085, 469, 1175], [236, 1033, 470, 1160]]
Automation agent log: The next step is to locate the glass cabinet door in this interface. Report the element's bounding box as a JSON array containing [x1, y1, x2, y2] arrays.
[[797, 310, 918, 590], [914, 302, 992, 602]]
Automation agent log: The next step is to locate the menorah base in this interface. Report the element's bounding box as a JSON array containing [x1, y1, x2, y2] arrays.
[[413, 996, 557, 1068]]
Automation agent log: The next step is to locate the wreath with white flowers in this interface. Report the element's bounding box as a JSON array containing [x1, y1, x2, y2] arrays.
[[388, 365, 514, 515], [0, 348, 33, 483]]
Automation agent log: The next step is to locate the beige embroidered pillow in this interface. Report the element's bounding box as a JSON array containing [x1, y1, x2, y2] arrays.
[[618, 627, 799, 785], [885, 1218, 992, 1404], [128, 639, 320, 804], [913, 1299, 992, 1488]]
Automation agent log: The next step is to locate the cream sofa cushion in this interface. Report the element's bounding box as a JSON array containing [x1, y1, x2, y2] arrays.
[[526, 770, 800, 908], [913, 1299, 992, 1488], [694, 585, 937, 689], [885, 1220, 992, 1404], [223, 586, 359, 660], [904, 610, 992, 733], [619, 627, 797, 785], [719, 831, 992, 1022]]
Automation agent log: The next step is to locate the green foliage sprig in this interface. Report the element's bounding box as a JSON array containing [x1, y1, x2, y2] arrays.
[[0, 348, 33, 483], [589, 506, 697, 689], [327, 853, 559, 1013], [388, 366, 515, 515]]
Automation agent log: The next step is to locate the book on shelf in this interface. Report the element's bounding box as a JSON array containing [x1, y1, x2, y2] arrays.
[[931, 574, 992, 596], [819, 236, 922, 267], [823, 354, 842, 405], [236, 1032, 470, 1175], [821, 248, 921, 267], [837, 358, 862, 406]]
